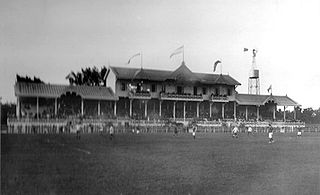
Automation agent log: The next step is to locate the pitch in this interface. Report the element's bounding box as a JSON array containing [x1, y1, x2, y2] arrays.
[[1, 132, 319, 194]]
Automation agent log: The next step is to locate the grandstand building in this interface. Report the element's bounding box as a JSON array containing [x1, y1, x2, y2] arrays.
[[13, 62, 300, 123]]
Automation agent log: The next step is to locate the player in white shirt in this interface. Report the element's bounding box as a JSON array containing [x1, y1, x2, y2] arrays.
[[232, 125, 239, 138]]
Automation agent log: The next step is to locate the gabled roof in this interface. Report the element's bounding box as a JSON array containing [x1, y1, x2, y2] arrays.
[[15, 82, 117, 100], [110, 63, 241, 86], [235, 93, 300, 107]]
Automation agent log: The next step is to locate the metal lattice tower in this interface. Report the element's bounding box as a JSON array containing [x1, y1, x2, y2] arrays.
[[248, 49, 260, 95]]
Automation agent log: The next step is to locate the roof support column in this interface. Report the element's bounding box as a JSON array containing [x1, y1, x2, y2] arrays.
[[245, 106, 248, 121], [256, 105, 260, 121], [294, 106, 297, 120], [233, 102, 237, 121], [159, 100, 162, 117], [54, 98, 57, 116], [273, 104, 276, 121], [144, 100, 148, 119], [114, 101, 117, 117], [222, 103, 225, 119], [173, 101, 176, 120], [196, 102, 200, 118], [36, 97, 39, 120], [98, 100, 101, 116], [16, 97, 20, 119], [129, 99, 133, 117], [209, 102, 212, 118], [183, 102, 186, 122], [283, 106, 286, 122], [81, 99, 84, 116]]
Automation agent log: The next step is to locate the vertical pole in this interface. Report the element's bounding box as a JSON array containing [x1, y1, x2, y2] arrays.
[[209, 102, 212, 118], [283, 106, 286, 122], [81, 99, 84, 116], [233, 102, 236, 121], [173, 101, 176, 120], [294, 106, 297, 120], [257, 105, 259, 121], [183, 102, 186, 122], [245, 106, 248, 121], [144, 100, 148, 118], [54, 98, 57, 116], [222, 103, 225, 119], [159, 101, 162, 117], [141, 52, 143, 69], [129, 99, 133, 117], [98, 100, 101, 116], [273, 104, 276, 120], [16, 97, 20, 119], [196, 102, 199, 118], [36, 97, 39, 119], [114, 101, 117, 117]]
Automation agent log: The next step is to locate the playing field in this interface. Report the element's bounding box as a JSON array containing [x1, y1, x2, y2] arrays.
[[1, 132, 320, 194]]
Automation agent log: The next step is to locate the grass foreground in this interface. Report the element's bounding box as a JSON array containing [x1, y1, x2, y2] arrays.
[[1, 132, 320, 194]]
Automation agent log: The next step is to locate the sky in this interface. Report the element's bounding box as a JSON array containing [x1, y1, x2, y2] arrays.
[[1, 0, 320, 109]]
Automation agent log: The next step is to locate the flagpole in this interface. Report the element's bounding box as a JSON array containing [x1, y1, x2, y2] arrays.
[[182, 45, 184, 62], [141, 52, 143, 69], [220, 62, 222, 74]]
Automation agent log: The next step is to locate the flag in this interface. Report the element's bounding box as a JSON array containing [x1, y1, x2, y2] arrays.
[[103, 69, 110, 81], [213, 60, 221, 72], [244, 48, 248, 52], [127, 53, 141, 64], [267, 85, 272, 93], [170, 46, 184, 58]]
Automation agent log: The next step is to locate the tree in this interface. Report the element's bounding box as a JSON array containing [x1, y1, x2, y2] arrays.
[[66, 66, 110, 86], [16, 74, 44, 83]]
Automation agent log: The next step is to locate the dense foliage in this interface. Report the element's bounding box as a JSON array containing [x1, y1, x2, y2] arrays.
[[66, 66, 110, 86], [16, 75, 44, 83]]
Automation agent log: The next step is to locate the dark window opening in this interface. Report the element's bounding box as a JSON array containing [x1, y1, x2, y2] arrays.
[[227, 88, 231, 96], [121, 83, 126, 91], [202, 87, 207, 95], [193, 86, 197, 95], [177, 86, 183, 94], [151, 84, 156, 92]]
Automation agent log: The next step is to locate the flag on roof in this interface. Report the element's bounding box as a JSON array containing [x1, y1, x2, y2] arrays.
[[127, 53, 141, 64], [244, 48, 248, 52], [267, 85, 272, 93], [213, 60, 221, 72], [170, 46, 184, 58]]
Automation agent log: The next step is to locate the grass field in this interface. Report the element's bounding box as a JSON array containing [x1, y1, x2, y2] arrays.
[[1, 132, 320, 194]]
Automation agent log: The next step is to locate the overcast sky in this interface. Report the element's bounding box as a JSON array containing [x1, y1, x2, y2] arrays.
[[1, 0, 320, 109]]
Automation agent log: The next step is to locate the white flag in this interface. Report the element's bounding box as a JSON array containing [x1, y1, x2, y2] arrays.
[[170, 46, 184, 58], [267, 85, 272, 93], [127, 53, 141, 64]]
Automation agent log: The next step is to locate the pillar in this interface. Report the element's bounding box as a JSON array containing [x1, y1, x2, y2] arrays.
[[114, 101, 117, 116], [273, 104, 276, 120], [294, 106, 297, 120], [54, 98, 57, 116], [256, 105, 260, 121], [183, 102, 186, 121], [144, 100, 148, 118], [245, 106, 248, 121], [209, 102, 212, 118], [16, 97, 20, 119], [98, 101, 101, 116], [159, 101, 162, 117], [233, 102, 237, 120], [173, 101, 176, 120], [81, 99, 84, 116], [222, 103, 225, 119], [196, 102, 200, 118], [283, 106, 286, 121], [129, 99, 133, 117], [36, 97, 39, 119]]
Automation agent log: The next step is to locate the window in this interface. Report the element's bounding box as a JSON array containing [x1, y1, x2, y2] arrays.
[[151, 84, 156, 92], [161, 85, 166, 92], [193, 86, 197, 95], [202, 87, 207, 95], [215, 88, 219, 95], [177, 86, 183, 94], [121, 83, 126, 91], [227, 88, 232, 96]]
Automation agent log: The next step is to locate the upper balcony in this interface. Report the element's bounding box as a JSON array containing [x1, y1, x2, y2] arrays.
[[210, 94, 230, 102], [160, 92, 203, 101], [128, 91, 151, 99]]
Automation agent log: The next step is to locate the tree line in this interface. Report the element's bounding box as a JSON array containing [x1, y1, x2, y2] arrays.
[[65, 66, 110, 86]]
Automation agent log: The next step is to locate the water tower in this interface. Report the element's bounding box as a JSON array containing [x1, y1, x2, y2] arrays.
[[248, 49, 260, 95]]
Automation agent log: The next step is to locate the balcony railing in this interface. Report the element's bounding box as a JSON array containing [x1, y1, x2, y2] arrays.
[[160, 92, 203, 101], [210, 95, 229, 102], [128, 91, 151, 99]]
